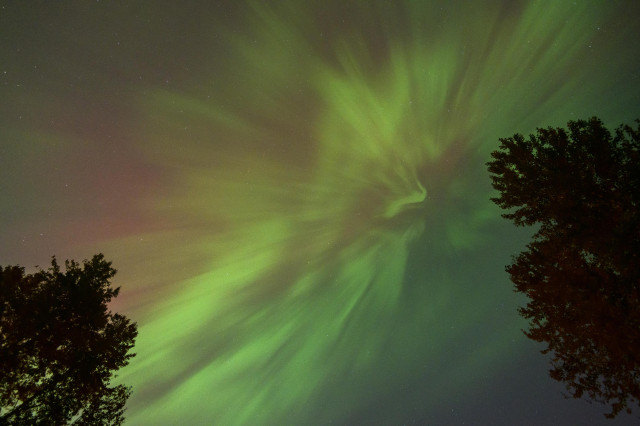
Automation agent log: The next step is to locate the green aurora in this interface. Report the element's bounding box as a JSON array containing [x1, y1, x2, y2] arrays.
[[1, 1, 640, 424]]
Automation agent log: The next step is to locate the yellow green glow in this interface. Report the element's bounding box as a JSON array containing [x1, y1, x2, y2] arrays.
[[86, 1, 640, 424]]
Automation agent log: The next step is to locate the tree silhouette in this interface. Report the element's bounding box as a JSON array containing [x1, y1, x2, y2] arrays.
[[0, 254, 138, 425], [487, 117, 640, 418]]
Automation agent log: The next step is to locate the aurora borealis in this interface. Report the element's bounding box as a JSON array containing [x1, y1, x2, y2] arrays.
[[2, 1, 640, 424]]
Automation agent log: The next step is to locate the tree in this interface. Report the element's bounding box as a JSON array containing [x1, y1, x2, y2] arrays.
[[487, 117, 640, 418], [0, 254, 138, 425]]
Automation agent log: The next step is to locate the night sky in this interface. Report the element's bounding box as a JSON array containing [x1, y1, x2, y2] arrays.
[[2, 1, 640, 424]]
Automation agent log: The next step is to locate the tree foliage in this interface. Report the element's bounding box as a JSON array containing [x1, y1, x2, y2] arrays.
[[487, 117, 640, 418], [0, 254, 138, 425]]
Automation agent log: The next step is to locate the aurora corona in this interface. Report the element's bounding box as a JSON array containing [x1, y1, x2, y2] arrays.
[[104, 2, 640, 424], [2, 0, 638, 424]]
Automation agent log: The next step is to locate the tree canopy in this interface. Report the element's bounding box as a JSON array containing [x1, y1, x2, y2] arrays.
[[487, 117, 640, 418], [0, 254, 138, 425]]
